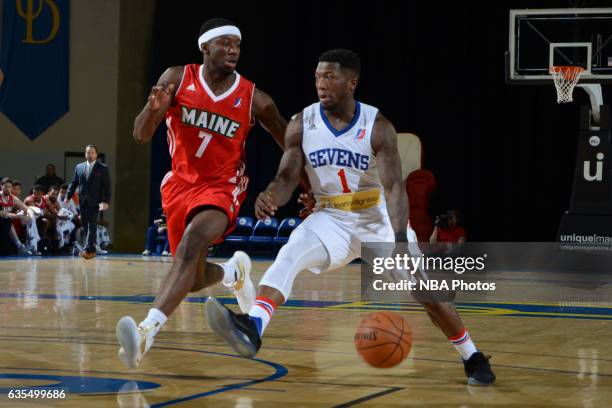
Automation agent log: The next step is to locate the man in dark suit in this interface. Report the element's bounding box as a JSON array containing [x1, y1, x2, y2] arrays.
[[66, 145, 111, 259]]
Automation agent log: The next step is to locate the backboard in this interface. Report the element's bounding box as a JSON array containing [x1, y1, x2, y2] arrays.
[[506, 8, 612, 84]]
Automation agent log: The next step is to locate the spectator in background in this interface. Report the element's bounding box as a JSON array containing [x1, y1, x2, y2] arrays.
[[25, 185, 50, 253], [8, 180, 28, 248], [45, 185, 62, 216], [44, 185, 68, 252], [11, 180, 22, 199], [430, 210, 466, 244], [25, 185, 47, 208], [66, 145, 111, 259], [58, 184, 78, 215], [142, 209, 170, 256], [50, 185, 75, 251], [6, 179, 41, 255], [36, 164, 64, 193], [0, 178, 32, 255], [59, 184, 80, 252]]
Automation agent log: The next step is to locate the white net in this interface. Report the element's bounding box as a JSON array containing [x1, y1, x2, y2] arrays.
[[550, 66, 584, 103]]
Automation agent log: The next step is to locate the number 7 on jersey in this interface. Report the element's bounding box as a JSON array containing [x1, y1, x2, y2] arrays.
[[195, 131, 213, 158]]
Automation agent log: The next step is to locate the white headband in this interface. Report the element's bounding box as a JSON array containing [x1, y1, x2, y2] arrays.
[[198, 25, 241, 50]]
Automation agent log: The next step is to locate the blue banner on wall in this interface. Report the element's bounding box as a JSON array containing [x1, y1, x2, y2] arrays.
[[0, 0, 69, 140]]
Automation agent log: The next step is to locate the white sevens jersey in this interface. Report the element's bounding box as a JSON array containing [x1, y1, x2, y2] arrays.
[[293, 101, 416, 272], [302, 101, 385, 207]]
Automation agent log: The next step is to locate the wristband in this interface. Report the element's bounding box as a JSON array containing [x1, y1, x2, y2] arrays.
[[395, 232, 408, 242]]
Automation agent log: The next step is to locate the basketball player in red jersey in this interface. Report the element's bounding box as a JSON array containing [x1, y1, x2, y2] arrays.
[[116, 18, 289, 368]]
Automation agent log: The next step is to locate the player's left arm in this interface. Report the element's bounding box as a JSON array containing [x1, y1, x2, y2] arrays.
[[372, 113, 408, 241]]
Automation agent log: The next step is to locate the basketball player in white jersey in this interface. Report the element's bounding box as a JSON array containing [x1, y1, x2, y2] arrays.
[[206, 49, 495, 386]]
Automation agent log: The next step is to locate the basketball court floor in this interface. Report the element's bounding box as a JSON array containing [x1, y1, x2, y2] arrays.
[[1, 254, 611, 407]]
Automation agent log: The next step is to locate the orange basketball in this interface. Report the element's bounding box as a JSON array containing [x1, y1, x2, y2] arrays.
[[354, 311, 412, 368]]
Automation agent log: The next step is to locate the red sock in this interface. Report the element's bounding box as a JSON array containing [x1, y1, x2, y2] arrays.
[[448, 327, 478, 360], [248, 296, 277, 336]]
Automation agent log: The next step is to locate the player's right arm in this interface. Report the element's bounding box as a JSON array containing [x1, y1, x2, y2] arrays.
[[255, 113, 304, 219], [133, 66, 183, 144], [372, 113, 408, 242]]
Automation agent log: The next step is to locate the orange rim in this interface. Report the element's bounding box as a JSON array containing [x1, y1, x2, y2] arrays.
[[550, 66, 585, 80]]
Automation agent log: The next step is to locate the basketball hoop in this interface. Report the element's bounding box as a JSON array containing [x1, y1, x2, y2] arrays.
[[550, 66, 585, 103]]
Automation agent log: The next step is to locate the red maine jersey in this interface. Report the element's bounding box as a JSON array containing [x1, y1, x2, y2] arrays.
[[0, 193, 15, 213], [165, 64, 256, 185], [25, 194, 46, 210]]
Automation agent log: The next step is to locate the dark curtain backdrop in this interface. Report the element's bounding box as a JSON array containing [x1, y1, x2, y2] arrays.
[[147, 0, 612, 241]]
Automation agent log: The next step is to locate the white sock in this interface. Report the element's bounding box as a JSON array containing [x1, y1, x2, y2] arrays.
[[219, 261, 237, 287], [248, 297, 276, 337], [449, 327, 478, 360], [139, 308, 167, 337]]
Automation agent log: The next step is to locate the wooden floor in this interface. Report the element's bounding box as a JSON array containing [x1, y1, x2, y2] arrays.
[[0, 255, 611, 407]]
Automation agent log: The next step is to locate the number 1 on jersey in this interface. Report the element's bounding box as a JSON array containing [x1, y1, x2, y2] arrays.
[[195, 131, 213, 158], [337, 168, 352, 193]]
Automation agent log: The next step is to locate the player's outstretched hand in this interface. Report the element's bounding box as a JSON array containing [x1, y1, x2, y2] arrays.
[[298, 192, 315, 218], [147, 82, 175, 111], [255, 191, 278, 220]]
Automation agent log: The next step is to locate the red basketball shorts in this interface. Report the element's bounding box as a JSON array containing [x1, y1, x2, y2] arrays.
[[160, 172, 247, 255]]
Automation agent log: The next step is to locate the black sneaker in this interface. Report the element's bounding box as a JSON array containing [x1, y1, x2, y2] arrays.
[[205, 297, 261, 358], [463, 352, 496, 386]]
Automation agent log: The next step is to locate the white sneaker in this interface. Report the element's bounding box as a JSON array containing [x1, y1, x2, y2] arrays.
[[142, 249, 151, 256], [17, 246, 32, 256], [225, 251, 255, 313], [96, 244, 108, 255], [116, 316, 154, 368], [161, 250, 170, 257]]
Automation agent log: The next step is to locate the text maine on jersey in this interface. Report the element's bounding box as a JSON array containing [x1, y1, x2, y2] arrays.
[[181, 106, 241, 138]]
